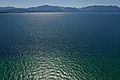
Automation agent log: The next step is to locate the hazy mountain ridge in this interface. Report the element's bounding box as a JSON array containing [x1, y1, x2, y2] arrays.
[[0, 5, 120, 13], [0, 7, 27, 13], [79, 5, 120, 12]]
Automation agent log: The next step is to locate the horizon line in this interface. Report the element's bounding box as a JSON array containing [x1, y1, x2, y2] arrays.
[[0, 4, 120, 8]]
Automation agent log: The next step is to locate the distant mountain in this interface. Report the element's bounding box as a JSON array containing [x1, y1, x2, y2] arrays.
[[28, 5, 78, 12], [0, 7, 27, 13], [0, 5, 120, 13], [79, 5, 120, 12], [28, 5, 62, 12]]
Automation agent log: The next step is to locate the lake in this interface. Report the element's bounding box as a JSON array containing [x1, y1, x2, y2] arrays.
[[0, 12, 120, 80]]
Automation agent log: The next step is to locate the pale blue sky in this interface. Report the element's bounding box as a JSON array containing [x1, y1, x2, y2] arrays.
[[0, 0, 120, 8]]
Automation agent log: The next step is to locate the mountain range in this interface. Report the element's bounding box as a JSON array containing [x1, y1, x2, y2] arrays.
[[0, 5, 120, 13]]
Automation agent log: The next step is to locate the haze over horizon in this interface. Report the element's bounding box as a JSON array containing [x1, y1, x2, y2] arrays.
[[0, 0, 120, 8]]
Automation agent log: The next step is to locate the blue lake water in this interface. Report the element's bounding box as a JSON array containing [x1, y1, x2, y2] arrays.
[[0, 12, 120, 80]]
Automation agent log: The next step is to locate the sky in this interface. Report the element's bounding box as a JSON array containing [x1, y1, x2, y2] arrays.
[[0, 0, 120, 8]]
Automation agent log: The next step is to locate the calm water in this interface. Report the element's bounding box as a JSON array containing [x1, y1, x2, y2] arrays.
[[0, 12, 120, 80]]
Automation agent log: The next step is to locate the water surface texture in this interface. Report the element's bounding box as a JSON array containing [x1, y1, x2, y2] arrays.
[[0, 12, 120, 80]]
